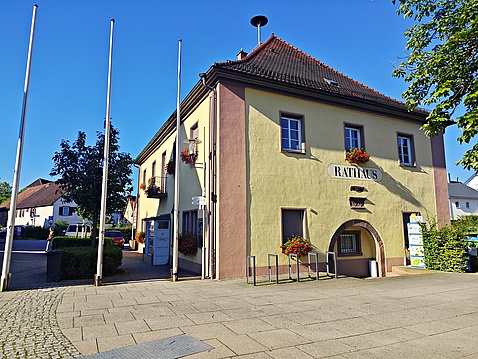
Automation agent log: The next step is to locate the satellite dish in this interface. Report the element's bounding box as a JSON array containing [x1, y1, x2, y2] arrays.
[[250, 15, 268, 44]]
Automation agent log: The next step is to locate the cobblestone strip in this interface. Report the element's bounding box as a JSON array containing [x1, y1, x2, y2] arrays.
[[0, 286, 81, 359]]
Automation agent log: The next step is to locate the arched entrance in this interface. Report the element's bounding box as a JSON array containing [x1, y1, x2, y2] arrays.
[[328, 220, 386, 277]]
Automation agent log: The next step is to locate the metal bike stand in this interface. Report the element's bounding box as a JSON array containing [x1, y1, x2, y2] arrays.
[[268, 254, 279, 284], [326, 251, 338, 278], [288, 253, 300, 282], [308, 252, 319, 280], [246, 255, 256, 286]]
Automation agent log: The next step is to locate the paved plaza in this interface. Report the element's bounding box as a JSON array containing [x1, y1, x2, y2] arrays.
[[2, 244, 478, 358]]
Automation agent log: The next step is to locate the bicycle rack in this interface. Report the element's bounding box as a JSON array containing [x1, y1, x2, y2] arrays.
[[308, 252, 319, 280], [326, 251, 338, 278], [288, 253, 300, 282], [246, 255, 256, 285], [268, 254, 279, 284]]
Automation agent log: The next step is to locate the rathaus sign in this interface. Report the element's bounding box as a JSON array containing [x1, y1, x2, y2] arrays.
[[327, 164, 383, 182]]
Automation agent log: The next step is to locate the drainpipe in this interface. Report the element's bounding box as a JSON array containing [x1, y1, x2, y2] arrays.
[[199, 72, 216, 279]]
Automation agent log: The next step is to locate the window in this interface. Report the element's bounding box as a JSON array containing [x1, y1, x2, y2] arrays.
[[455, 201, 460, 208], [59, 206, 75, 216], [466, 202, 470, 209], [281, 209, 305, 245], [142, 169, 147, 184], [152, 161, 156, 178], [344, 124, 363, 151], [182, 210, 198, 235], [397, 133, 415, 166], [281, 114, 304, 152], [338, 231, 361, 256], [190, 122, 199, 140]]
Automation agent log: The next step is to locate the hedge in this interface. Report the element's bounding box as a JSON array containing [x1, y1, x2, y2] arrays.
[[421, 221, 469, 272], [60, 245, 123, 279], [52, 236, 114, 249]]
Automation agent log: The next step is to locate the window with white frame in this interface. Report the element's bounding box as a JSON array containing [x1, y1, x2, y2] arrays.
[[466, 202, 470, 209], [397, 133, 415, 166], [281, 209, 305, 245], [281, 114, 304, 152], [338, 231, 361, 256], [455, 201, 460, 208], [344, 124, 363, 150], [182, 210, 198, 235]]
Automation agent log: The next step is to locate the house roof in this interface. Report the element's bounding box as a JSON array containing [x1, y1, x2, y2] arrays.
[[0, 179, 64, 210], [135, 35, 428, 164], [448, 181, 478, 199], [212, 35, 426, 117]]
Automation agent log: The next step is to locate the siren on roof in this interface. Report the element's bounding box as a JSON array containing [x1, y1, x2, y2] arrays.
[[250, 15, 268, 45]]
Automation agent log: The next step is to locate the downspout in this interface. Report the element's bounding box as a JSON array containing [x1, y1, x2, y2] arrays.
[[199, 73, 216, 279], [133, 163, 141, 234]]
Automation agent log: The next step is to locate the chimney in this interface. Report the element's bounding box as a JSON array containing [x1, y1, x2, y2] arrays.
[[237, 48, 248, 60]]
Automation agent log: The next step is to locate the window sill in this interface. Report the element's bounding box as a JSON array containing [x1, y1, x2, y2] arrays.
[[399, 163, 416, 168], [281, 149, 306, 155], [338, 252, 363, 257]]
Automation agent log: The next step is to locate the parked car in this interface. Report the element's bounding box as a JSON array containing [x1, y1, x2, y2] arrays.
[[0, 225, 25, 239], [105, 230, 125, 248], [65, 224, 91, 238]]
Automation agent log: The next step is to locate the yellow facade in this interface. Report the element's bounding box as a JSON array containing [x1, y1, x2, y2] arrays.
[[246, 89, 437, 271]]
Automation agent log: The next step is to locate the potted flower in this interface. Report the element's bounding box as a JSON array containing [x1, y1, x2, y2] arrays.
[[345, 148, 370, 165], [178, 233, 198, 256], [146, 177, 159, 195], [135, 231, 145, 244], [280, 235, 312, 257], [139, 182, 146, 191], [181, 146, 198, 164], [166, 160, 175, 175]]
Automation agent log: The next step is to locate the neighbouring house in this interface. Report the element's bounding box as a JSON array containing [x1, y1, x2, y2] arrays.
[[465, 172, 478, 191], [123, 196, 137, 226], [0, 178, 85, 228], [448, 180, 478, 220], [134, 35, 450, 279]]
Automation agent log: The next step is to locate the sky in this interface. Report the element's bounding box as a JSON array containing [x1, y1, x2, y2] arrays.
[[0, 0, 474, 192]]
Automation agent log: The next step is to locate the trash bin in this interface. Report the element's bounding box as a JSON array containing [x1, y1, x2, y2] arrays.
[[46, 250, 65, 282], [369, 260, 378, 278]]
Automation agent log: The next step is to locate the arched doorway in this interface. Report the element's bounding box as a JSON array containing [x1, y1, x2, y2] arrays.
[[328, 220, 386, 277]]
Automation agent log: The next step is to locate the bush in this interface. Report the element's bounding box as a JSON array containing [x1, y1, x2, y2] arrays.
[[22, 226, 50, 239], [60, 245, 122, 279], [421, 222, 469, 272]]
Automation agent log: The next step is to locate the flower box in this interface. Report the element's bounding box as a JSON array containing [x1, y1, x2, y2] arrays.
[[345, 148, 370, 164]]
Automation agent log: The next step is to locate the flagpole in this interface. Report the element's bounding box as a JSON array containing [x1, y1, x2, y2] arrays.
[[172, 39, 182, 282], [1, 4, 38, 292], [95, 18, 115, 286]]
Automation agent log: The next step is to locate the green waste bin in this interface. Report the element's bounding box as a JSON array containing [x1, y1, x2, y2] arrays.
[[46, 250, 65, 282]]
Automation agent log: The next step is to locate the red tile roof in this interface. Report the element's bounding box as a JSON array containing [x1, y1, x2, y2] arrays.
[[0, 180, 64, 209], [213, 35, 419, 113]]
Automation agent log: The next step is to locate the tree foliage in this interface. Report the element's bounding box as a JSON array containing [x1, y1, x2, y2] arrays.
[[0, 181, 12, 205], [50, 125, 133, 239], [393, 0, 478, 170]]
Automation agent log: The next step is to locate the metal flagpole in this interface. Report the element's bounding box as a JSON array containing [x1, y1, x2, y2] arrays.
[[172, 39, 182, 282], [1, 4, 38, 292], [95, 18, 115, 286]]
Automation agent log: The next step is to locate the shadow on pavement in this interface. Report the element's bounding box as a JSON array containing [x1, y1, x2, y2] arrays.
[[0, 240, 200, 291]]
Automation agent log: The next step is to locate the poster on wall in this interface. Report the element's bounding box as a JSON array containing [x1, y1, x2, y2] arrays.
[[408, 215, 425, 268]]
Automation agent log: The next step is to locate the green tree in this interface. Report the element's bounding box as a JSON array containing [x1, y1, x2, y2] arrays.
[[393, 0, 478, 170], [0, 181, 12, 205], [50, 125, 133, 242]]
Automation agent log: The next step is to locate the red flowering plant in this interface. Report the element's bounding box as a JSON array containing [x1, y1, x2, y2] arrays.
[[181, 146, 198, 164], [166, 160, 174, 175], [178, 233, 198, 256], [280, 235, 312, 257], [345, 148, 370, 165]]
